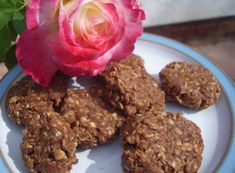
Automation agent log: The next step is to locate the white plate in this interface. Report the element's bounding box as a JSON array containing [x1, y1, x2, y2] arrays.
[[1, 33, 235, 173]]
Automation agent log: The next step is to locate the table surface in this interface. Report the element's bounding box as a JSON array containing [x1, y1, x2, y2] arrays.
[[188, 37, 235, 82]]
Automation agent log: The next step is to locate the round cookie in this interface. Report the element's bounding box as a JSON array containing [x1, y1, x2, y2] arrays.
[[7, 94, 54, 126], [121, 112, 204, 173], [7, 74, 67, 126], [21, 112, 77, 173], [160, 61, 221, 109], [61, 88, 124, 148], [99, 54, 165, 116]]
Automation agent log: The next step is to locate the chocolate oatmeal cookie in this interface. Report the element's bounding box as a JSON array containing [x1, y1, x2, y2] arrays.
[[121, 111, 204, 173], [61, 88, 124, 148], [7, 73, 67, 126], [100, 54, 165, 117], [7, 95, 54, 126], [160, 61, 221, 109], [21, 112, 77, 173]]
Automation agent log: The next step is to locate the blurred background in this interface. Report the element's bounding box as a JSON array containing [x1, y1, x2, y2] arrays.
[[1, 0, 235, 81], [141, 0, 235, 81]]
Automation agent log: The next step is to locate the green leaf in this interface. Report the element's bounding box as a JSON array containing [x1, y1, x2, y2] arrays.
[[0, 12, 12, 30], [12, 8, 26, 34], [0, 0, 26, 10], [0, 0, 25, 27], [8, 21, 18, 39], [13, 10, 24, 20], [0, 0, 16, 8], [0, 0, 18, 29], [9, 0, 17, 5], [0, 0, 26, 63], [4, 45, 17, 69], [13, 18, 26, 34], [0, 24, 12, 61]]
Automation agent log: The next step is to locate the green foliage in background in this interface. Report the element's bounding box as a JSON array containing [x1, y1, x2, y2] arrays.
[[0, 0, 27, 68]]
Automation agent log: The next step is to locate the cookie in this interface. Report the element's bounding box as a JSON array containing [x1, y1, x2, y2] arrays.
[[7, 95, 54, 126], [61, 88, 124, 148], [121, 111, 204, 173], [46, 73, 68, 106], [99, 54, 165, 117], [21, 112, 77, 173], [160, 61, 221, 109], [7, 73, 67, 126]]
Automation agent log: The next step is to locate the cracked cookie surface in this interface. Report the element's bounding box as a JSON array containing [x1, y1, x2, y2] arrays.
[[21, 112, 77, 173], [7, 74, 67, 126], [160, 61, 221, 109], [99, 54, 165, 117], [61, 88, 124, 148], [121, 111, 204, 173]]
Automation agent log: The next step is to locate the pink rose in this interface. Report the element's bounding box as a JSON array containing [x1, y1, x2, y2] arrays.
[[16, 0, 145, 86]]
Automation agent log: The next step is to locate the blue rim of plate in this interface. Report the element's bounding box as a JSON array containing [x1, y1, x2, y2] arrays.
[[0, 33, 235, 173]]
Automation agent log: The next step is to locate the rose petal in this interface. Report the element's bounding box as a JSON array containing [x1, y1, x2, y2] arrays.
[[84, 2, 124, 50], [26, 0, 58, 30], [110, 0, 144, 60], [120, 0, 145, 21], [50, 38, 113, 76], [111, 21, 143, 60], [58, 0, 125, 61], [16, 24, 58, 87], [58, 0, 99, 60]]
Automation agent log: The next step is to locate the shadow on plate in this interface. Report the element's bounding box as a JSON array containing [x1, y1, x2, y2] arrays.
[[165, 102, 199, 115], [152, 74, 161, 84], [1, 95, 29, 173], [75, 76, 101, 90], [85, 137, 123, 173]]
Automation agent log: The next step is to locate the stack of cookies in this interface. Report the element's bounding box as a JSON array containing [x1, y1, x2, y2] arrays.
[[6, 54, 221, 173]]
